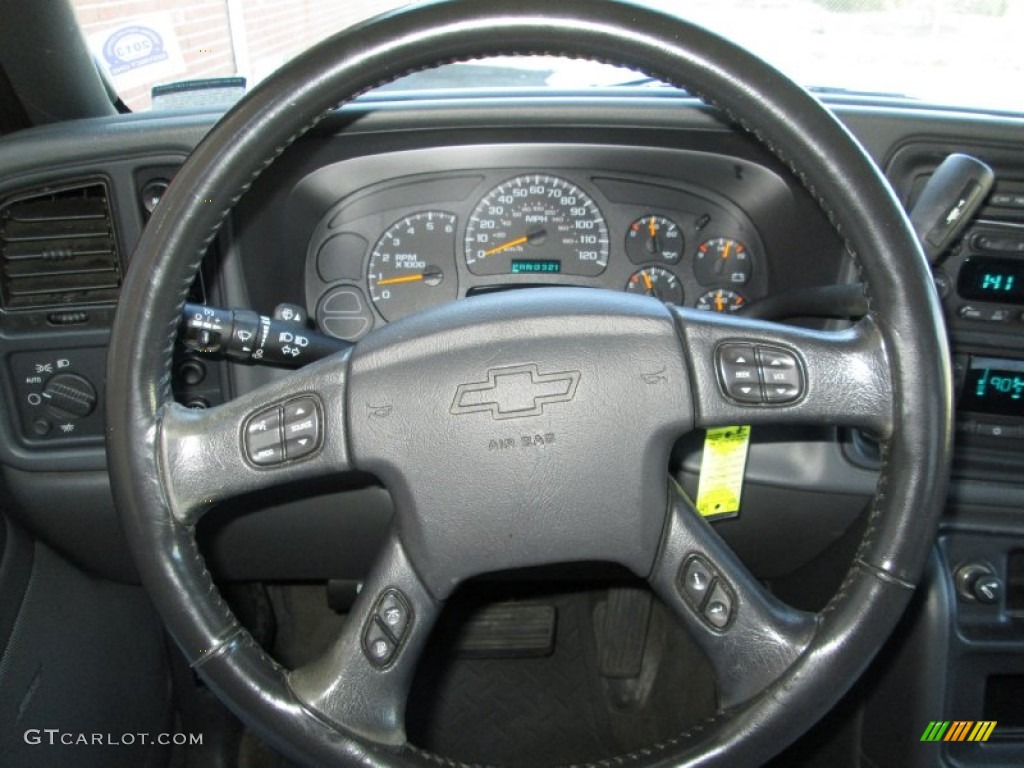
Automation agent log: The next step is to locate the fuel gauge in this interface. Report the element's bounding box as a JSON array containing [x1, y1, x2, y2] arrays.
[[696, 289, 746, 313], [625, 267, 684, 305]]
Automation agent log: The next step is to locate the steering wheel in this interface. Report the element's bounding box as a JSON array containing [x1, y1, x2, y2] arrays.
[[106, 0, 952, 765]]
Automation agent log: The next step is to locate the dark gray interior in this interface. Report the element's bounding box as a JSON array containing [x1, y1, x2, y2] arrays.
[[1, 1, 1023, 766]]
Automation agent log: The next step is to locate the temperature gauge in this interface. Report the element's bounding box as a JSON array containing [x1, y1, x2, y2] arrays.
[[694, 237, 751, 286], [696, 289, 746, 313], [626, 215, 683, 264], [625, 267, 684, 305]]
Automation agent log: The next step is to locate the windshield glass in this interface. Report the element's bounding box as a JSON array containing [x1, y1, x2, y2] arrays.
[[70, 0, 1024, 115]]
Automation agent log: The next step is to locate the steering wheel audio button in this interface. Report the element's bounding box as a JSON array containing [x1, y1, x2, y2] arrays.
[[717, 344, 763, 403], [717, 343, 805, 405], [245, 407, 284, 465], [283, 397, 321, 460]]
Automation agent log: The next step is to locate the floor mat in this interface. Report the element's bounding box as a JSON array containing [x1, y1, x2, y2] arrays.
[[406, 582, 716, 767]]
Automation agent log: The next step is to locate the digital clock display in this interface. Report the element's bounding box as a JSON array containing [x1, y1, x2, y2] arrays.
[[961, 357, 1024, 417], [511, 259, 561, 274], [958, 257, 1024, 304]]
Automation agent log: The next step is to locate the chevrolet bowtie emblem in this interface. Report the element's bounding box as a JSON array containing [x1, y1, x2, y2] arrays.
[[451, 364, 581, 420]]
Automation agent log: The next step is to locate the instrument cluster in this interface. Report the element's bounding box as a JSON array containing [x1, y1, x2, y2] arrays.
[[304, 161, 769, 342]]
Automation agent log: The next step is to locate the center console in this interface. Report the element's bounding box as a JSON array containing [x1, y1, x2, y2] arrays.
[[883, 145, 1024, 765]]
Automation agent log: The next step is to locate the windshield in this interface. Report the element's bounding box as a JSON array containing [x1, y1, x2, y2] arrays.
[[70, 0, 1024, 115]]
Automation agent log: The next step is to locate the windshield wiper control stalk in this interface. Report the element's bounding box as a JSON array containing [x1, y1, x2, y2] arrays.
[[181, 302, 349, 367]]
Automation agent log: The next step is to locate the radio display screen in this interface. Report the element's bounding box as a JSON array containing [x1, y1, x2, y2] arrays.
[[958, 257, 1024, 304], [961, 357, 1024, 417]]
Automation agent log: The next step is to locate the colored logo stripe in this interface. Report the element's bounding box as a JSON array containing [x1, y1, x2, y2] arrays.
[[920, 721, 997, 742], [921, 721, 950, 742], [946, 721, 973, 741], [968, 721, 998, 742]]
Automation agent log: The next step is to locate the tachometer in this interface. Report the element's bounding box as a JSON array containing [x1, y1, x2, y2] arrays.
[[367, 211, 458, 322], [464, 175, 609, 276]]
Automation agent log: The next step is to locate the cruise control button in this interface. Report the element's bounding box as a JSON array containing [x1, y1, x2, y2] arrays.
[[703, 582, 734, 629], [376, 591, 411, 641], [680, 557, 714, 608], [363, 621, 397, 668]]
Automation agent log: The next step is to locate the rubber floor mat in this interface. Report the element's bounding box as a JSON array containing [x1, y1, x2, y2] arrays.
[[406, 584, 716, 767]]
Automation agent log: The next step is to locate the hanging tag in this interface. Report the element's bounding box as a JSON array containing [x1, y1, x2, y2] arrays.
[[695, 426, 751, 519]]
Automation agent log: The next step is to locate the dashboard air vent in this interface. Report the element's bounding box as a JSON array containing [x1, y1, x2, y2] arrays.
[[0, 181, 121, 311]]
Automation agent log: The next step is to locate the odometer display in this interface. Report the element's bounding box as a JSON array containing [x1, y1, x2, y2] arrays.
[[465, 175, 609, 276], [511, 259, 561, 274]]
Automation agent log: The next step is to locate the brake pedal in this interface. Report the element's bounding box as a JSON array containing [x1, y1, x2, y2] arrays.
[[454, 602, 557, 658]]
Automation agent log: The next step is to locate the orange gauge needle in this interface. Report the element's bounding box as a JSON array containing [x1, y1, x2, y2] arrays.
[[715, 292, 724, 312], [721, 240, 732, 260], [642, 271, 654, 292], [484, 236, 529, 256], [376, 273, 425, 286], [648, 216, 657, 238]]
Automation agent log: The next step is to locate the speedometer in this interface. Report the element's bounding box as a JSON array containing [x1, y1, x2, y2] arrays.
[[464, 175, 609, 276]]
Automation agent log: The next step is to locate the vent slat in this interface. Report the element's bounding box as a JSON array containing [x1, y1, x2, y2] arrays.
[[8, 275, 121, 297], [1, 182, 121, 311], [5, 260, 118, 279], [2, 218, 112, 241], [7, 197, 108, 222], [5, 241, 114, 262]]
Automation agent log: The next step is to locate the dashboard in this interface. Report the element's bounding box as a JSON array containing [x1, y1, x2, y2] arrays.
[[2, 91, 1024, 764], [0, 95, 1023, 574], [300, 145, 776, 341]]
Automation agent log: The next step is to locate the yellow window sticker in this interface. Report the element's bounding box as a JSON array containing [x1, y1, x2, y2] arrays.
[[696, 426, 751, 519]]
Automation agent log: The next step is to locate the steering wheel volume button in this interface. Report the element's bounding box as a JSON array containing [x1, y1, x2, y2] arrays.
[[757, 347, 803, 403]]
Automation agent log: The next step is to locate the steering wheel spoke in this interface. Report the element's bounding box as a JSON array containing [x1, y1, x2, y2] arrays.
[[289, 529, 440, 746], [649, 481, 817, 709], [675, 307, 894, 438], [158, 352, 352, 524]]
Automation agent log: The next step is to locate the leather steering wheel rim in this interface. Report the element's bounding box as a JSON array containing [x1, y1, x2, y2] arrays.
[[106, 0, 952, 765]]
